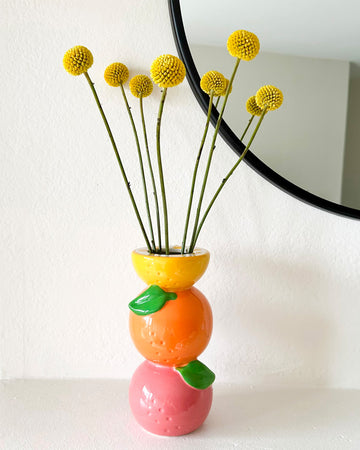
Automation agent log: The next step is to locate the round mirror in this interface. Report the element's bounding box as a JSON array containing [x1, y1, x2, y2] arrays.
[[168, 0, 360, 219]]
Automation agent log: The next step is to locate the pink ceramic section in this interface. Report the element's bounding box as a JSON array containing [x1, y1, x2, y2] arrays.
[[129, 360, 213, 436]]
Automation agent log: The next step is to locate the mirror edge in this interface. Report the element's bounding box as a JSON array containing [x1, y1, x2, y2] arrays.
[[168, 0, 360, 220]]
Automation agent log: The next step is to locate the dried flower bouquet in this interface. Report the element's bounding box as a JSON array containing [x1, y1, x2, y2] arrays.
[[63, 30, 283, 255]]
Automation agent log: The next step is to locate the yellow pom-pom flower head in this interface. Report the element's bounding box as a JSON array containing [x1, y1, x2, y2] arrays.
[[200, 71, 226, 96], [150, 54, 186, 88], [129, 75, 153, 98], [227, 30, 260, 61], [104, 63, 129, 87], [246, 96, 264, 116], [256, 85, 283, 111], [63, 45, 93, 76], [219, 78, 232, 97]]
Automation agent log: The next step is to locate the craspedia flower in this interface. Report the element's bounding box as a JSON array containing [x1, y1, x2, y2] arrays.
[[63, 45, 93, 76], [200, 71, 226, 96], [227, 30, 260, 61], [104, 63, 129, 87], [129, 75, 153, 98], [256, 85, 283, 111], [246, 96, 264, 116], [219, 78, 232, 97], [150, 54, 186, 88]]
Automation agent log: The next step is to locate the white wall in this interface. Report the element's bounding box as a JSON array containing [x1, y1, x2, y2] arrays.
[[191, 44, 349, 204], [1, 0, 360, 389]]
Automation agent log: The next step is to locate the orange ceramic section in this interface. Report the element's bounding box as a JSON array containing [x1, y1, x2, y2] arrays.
[[129, 287, 213, 366], [131, 247, 210, 291]]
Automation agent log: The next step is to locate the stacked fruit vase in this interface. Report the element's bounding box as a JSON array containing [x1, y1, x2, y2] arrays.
[[128, 247, 215, 436]]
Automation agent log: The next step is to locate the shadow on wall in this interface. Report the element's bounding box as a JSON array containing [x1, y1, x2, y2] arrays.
[[211, 251, 336, 387]]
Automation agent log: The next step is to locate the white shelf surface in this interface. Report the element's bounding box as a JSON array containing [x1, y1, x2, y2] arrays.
[[1, 380, 360, 449]]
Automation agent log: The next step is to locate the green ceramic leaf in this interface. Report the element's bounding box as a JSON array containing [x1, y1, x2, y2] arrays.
[[128, 285, 177, 316], [176, 360, 215, 390]]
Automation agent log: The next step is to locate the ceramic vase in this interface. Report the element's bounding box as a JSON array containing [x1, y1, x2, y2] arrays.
[[128, 247, 215, 436]]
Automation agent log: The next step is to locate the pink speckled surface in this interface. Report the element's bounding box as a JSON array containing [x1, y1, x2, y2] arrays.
[[129, 360, 213, 436]]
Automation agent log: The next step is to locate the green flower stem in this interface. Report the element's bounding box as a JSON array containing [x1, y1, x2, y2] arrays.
[[84, 72, 152, 253], [140, 95, 161, 253], [240, 115, 254, 142], [156, 88, 169, 255], [192, 106, 268, 248], [215, 97, 221, 109], [119, 84, 156, 253], [181, 90, 215, 254], [189, 58, 241, 253]]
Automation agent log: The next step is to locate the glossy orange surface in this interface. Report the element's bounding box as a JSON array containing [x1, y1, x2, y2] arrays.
[[129, 287, 213, 366]]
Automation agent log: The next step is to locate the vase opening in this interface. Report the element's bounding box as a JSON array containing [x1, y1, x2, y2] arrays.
[[131, 246, 210, 291]]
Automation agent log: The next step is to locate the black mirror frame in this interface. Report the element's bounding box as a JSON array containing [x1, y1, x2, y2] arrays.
[[168, 0, 360, 220]]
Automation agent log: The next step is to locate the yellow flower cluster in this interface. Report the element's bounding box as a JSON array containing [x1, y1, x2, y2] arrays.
[[219, 79, 232, 97], [104, 63, 129, 87], [200, 71, 226, 96], [62, 24, 284, 258], [129, 75, 153, 98], [150, 54, 186, 88], [256, 85, 283, 111], [227, 30, 260, 61], [246, 96, 264, 116], [63, 45, 93, 76]]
